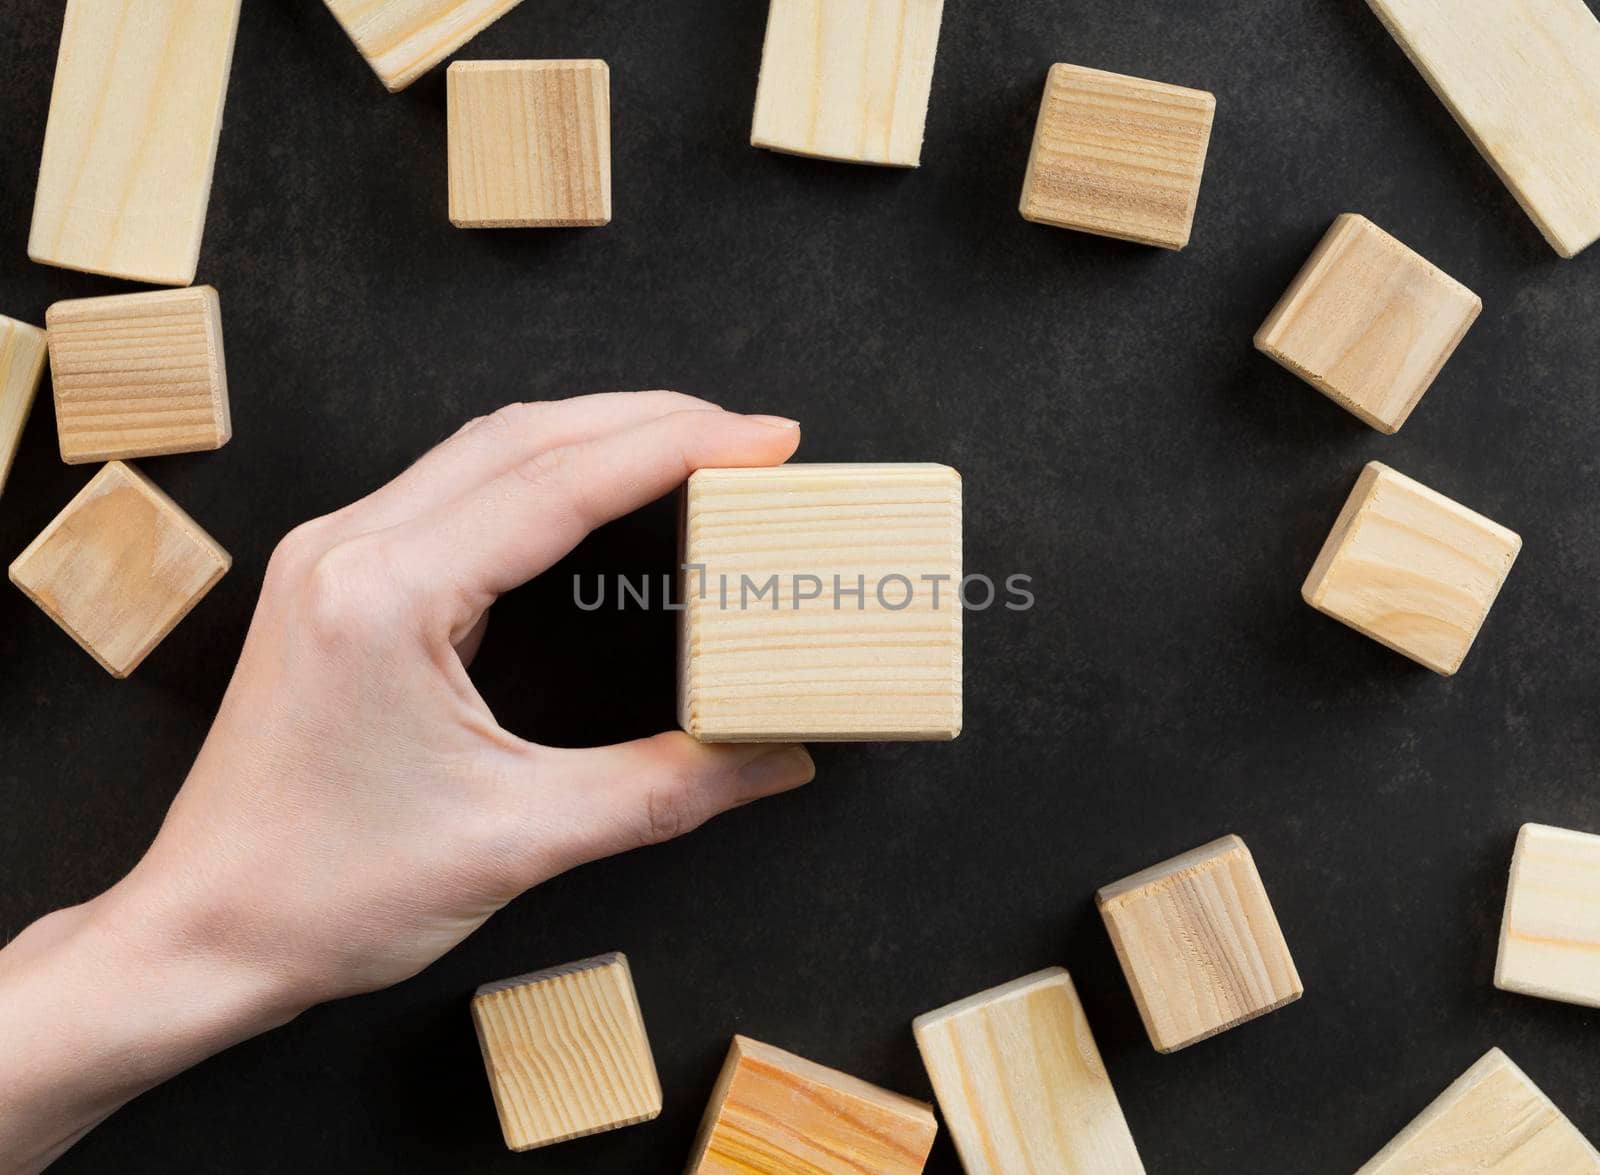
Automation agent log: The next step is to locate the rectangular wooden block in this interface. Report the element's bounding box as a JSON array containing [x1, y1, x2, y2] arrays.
[[29, 0, 241, 286], [686, 1035, 937, 1174], [1303, 462, 1521, 676], [678, 464, 962, 742], [46, 288, 231, 465], [1097, 834, 1302, 1053], [471, 952, 661, 1151], [913, 968, 1145, 1175], [1255, 214, 1481, 434], [750, 0, 946, 167], [1366, 0, 1600, 258], [448, 60, 612, 228], [323, 0, 527, 92], [1496, 823, 1600, 1010], [9, 461, 230, 678], [0, 316, 49, 498]]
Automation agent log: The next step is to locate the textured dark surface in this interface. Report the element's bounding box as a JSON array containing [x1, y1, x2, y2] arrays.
[[3, 2, 1599, 1172]]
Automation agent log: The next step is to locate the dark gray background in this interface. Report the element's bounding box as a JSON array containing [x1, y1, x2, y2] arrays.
[[3, 1, 1598, 1171]]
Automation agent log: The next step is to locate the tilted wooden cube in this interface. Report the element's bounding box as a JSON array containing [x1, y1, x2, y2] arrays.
[[322, 0, 526, 92], [0, 315, 48, 497], [678, 464, 962, 742], [1496, 823, 1600, 1010], [1303, 462, 1521, 676], [1097, 834, 1302, 1053]]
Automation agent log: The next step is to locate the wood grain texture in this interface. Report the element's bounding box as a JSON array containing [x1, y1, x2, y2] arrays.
[[677, 463, 962, 742], [1255, 214, 1480, 434], [29, 0, 241, 286], [0, 316, 49, 498], [322, 0, 526, 92], [1365, 0, 1600, 258], [448, 60, 611, 228], [470, 952, 661, 1152], [8, 461, 230, 679], [1096, 835, 1302, 1053], [913, 968, 1145, 1175], [750, 0, 946, 167], [1302, 461, 1521, 676], [46, 287, 230, 464], [686, 1035, 937, 1174], [1496, 823, 1600, 1010], [1020, 64, 1215, 250]]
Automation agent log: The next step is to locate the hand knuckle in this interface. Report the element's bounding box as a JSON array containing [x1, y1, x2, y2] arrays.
[[301, 538, 407, 645], [641, 780, 700, 846]]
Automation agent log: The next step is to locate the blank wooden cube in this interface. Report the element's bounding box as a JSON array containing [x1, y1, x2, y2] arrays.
[[686, 1035, 937, 1174], [1303, 461, 1521, 676], [9, 462, 230, 678], [322, 0, 526, 92], [471, 953, 661, 1151], [448, 60, 612, 228], [1097, 834, 1302, 1053], [1496, 823, 1600, 1010], [678, 464, 962, 742], [0, 315, 48, 497], [913, 968, 1144, 1174], [750, 0, 946, 167], [1020, 64, 1216, 250], [1255, 215, 1481, 433]]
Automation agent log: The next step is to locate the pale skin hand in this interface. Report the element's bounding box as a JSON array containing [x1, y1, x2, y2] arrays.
[[0, 392, 815, 1174]]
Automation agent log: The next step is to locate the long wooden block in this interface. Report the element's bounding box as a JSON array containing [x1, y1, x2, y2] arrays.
[[1496, 823, 1600, 1010], [322, 0, 526, 92], [913, 968, 1145, 1174], [678, 464, 962, 742], [1366, 0, 1600, 258], [0, 316, 49, 498], [29, 0, 241, 286]]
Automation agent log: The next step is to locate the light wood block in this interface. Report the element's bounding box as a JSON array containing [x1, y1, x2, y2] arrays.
[[0, 316, 49, 498], [678, 464, 962, 743], [1356, 1048, 1600, 1174], [46, 288, 231, 465], [750, 0, 946, 167], [1496, 823, 1600, 1010], [1097, 834, 1302, 1053], [471, 952, 660, 1151], [686, 1035, 937, 1174], [28, 0, 241, 286], [913, 968, 1144, 1175], [1020, 64, 1216, 250], [1366, 0, 1600, 258], [1303, 461, 1521, 676], [447, 60, 612, 228], [1255, 214, 1481, 434], [323, 0, 526, 92], [9, 462, 230, 679]]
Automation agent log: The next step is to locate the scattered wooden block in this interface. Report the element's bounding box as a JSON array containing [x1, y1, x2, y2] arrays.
[[1097, 834, 1302, 1053], [1496, 823, 1600, 1010], [1303, 461, 1521, 676], [9, 462, 230, 678], [0, 316, 48, 498], [1020, 64, 1216, 250], [1255, 215, 1481, 433], [29, 0, 241, 286], [913, 968, 1144, 1174], [322, 0, 527, 92], [678, 464, 962, 742], [447, 60, 612, 228], [471, 952, 661, 1151], [46, 288, 231, 465], [686, 1035, 937, 1174], [750, 0, 946, 167]]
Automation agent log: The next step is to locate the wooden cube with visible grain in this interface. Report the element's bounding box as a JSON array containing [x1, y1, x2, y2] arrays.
[[678, 464, 962, 743], [686, 1035, 937, 1174], [9, 462, 230, 678], [471, 953, 660, 1152], [1020, 64, 1216, 250], [0, 316, 49, 497], [1097, 834, 1302, 1053], [1303, 462, 1520, 676], [448, 60, 611, 229], [913, 968, 1145, 1174], [322, 0, 526, 92], [1496, 823, 1600, 1010]]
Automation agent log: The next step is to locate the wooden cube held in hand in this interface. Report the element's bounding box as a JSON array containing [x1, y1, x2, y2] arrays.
[[1496, 823, 1600, 1010], [0, 315, 48, 497], [323, 0, 527, 92]]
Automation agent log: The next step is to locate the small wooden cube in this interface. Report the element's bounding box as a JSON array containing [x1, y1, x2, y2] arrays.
[[9, 462, 230, 678], [678, 464, 962, 742], [686, 1035, 937, 1174], [1303, 461, 1521, 676], [471, 953, 661, 1151], [1097, 834, 1302, 1053], [448, 60, 612, 228], [1020, 63, 1216, 249], [750, 0, 946, 167], [1356, 1048, 1600, 1173], [913, 968, 1144, 1174], [322, 0, 526, 92], [1496, 823, 1600, 1010], [0, 315, 49, 497], [46, 288, 231, 464]]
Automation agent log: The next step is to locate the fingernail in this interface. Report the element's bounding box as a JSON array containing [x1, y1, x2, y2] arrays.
[[746, 414, 800, 430], [739, 745, 815, 792]]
